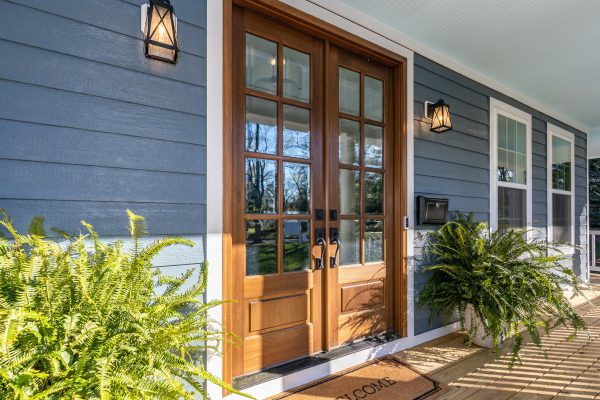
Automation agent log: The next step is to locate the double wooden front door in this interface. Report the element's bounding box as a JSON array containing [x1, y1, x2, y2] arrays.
[[231, 8, 397, 377]]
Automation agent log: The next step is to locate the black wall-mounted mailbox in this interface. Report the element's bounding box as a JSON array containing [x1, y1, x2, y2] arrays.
[[417, 196, 449, 225]]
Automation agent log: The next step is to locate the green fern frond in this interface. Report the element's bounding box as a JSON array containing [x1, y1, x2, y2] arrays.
[[417, 211, 587, 367], [0, 212, 249, 399], [28, 217, 46, 237]]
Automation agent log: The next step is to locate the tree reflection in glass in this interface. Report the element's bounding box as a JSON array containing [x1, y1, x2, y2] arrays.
[[552, 136, 571, 191], [283, 162, 310, 214], [245, 96, 277, 154], [365, 172, 383, 214], [283, 220, 310, 272], [246, 220, 278, 275], [283, 105, 310, 159], [246, 158, 277, 214], [365, 124, 383, 168]]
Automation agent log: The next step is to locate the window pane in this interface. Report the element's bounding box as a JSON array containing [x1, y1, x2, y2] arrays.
[[497, 115, 526, 185], [246, 158, 277, 214], [498, 115, 507, 149], [246, 96, 277, 154], [364, 76, 383, 122], [246, 220, 277, 275], [339, 169, 360, 215], [595, 235, 600, 266], [283, 105, 310, 159], [340, 220, 360, 266], [589, 158, 600, 229], [552, 136, 571, 191], [553, 193, 571, 242], [339, 119, 360, 165], [283, 162, 310, 214], [498, 187, 526, 230], [283, 47, 310, 103], [365, 220, 383, 263], [284, 220, 310, 272], [365, 124, 383, 168], [365, 172, 383, 215], [246, 33, 277, 94], [339, 67, 360, 115]]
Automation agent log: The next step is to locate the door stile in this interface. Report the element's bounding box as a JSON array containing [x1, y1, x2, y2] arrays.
[[311, 35, 325, 354], [322, 39, 332, 352], [326, 45, 339, 349], [394, 63, 408, 336]]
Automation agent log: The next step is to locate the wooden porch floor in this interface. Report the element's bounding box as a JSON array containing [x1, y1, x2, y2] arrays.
[[395, 275, 600, 400]]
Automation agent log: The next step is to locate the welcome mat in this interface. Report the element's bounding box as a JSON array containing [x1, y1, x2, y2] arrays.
[[270, 355, 444, 400]]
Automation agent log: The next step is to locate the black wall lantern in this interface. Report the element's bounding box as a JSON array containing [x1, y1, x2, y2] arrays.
[[425, 99, 452, 133], [141, 0, 179, 63]]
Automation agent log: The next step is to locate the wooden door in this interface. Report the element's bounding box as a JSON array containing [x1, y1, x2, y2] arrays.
[[326, 46, 394, 346], [231, 9, 325, 376]]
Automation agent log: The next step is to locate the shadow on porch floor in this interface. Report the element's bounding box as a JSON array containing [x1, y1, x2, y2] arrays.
[[395, 274, 600, 400]]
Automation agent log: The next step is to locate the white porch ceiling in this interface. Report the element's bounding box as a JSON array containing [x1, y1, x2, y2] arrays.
[[336, 0, 600, 132]]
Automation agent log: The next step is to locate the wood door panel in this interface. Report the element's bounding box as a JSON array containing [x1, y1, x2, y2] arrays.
[[340, 280, 384, 313], [249, 292, 308, 332], [232, 8, 325, 376], [337, 309, 387, 344], [337, 264, 386, 285], [243, 324, 313, 374], [327, 45, 395, 348], [244, 270, 313, 298]]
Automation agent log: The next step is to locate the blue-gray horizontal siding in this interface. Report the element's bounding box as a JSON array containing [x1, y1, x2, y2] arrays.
[[0, 0, 207, 237], [413, 54, 587, 335]]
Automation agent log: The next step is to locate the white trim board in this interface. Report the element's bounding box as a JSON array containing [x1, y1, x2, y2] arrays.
[[226, 322, 460, 400], [489, 98, 534, 238], [205, 0, 224, 398], [308, 0, 589, 135]]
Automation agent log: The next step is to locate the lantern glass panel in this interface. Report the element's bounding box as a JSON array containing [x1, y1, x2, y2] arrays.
[[430, 102, 452, 133], [146, 3, 176, 61]]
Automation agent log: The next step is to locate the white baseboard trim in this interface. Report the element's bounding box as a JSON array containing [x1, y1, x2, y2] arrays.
[[226, 322, 460, 400]]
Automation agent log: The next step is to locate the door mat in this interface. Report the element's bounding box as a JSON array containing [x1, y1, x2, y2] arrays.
[[270, 355, 445, 400]]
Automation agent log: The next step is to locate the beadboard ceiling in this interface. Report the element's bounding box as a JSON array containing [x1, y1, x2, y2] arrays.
[[335, 0, 600, 132]]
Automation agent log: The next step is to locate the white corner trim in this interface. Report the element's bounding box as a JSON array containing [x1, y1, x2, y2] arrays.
[[206, 0, 224, 398], [307, 0, 589, 135], [226, 322, 459, 400], [546, 124, 576, 251], [489, 98, 533, 238]]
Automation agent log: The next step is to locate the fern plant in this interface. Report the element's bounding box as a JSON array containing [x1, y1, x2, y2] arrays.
[[417, 213, 587, 365], [0, 211, 250, 399]]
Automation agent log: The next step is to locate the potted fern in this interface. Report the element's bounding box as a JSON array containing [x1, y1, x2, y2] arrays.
[[0, 211, 251, 399], [417, 213, 587, 363]]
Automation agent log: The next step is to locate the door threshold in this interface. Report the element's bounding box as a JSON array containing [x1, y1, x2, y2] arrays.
[[233, 332, 401, 390]]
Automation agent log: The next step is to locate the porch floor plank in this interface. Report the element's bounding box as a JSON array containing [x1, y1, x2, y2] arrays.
[[394, 275, 600, 400]]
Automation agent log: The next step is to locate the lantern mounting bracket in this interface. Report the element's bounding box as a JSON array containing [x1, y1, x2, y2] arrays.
[[424, 101, 435, 119]]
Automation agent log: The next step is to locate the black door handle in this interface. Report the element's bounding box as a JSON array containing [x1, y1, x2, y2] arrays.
[[330, 237, 340, 268], [315, 237, 326, 269]]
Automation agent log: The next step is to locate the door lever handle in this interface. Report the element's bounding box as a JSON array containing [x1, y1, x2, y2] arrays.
[[330, 237, 340, 268], [314, 237, 326, 269]]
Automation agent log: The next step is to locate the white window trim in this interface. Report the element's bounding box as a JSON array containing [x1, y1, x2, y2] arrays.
[[547, 123, 576, 250], [489, 98, 533, 239]]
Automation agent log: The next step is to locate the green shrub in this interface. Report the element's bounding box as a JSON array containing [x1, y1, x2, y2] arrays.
[[0, 211, 249, 399], [417, 213, 587, 365]]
